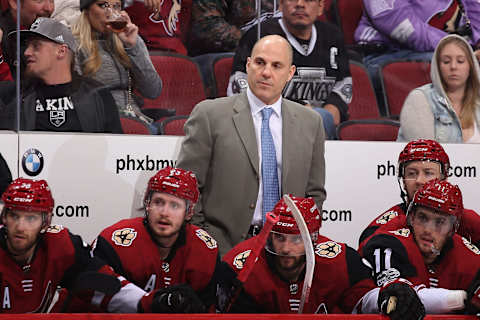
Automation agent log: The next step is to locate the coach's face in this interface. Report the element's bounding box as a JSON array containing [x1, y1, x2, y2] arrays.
[[246, 35, 295, 105]]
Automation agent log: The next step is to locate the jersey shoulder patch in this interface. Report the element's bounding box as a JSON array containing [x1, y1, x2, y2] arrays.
[[389, 228, 410, 237], [46, 224, 64, 233], [315, 240, 342, 258], [462, 237, 480, 255], [376, 210, 399, 225], [195, 228, 217, 249], [112, 227, 137, 246], [233, 250, 252, 270]]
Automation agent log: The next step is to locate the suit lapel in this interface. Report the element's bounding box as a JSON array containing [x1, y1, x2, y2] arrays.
[[281, 100, 297, 192], [233, 93, 260, 176]]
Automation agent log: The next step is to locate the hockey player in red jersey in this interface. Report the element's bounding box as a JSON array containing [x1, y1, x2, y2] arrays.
[[359, 139, 480, 246], [361, 179, 480, 315], [0, 177, 166, 313], [92, 167, 219, 313], [219, 196, 425, 319]]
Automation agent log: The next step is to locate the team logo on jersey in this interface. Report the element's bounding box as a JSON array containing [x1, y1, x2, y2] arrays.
[[376, 210, 398, 225], [148, 0, 181, 37], [112, 228, 137, 246], [233, 250, 251, 269], [389, 228, 410, 237], [162, 262, 170, 273], [315, 241, 341, 258], [289, 283, 298, 295], [46, 224, 63, 233], [22, 148, 44, 176], [195, 229, 217, 249], [283, 67, 336, 106], [462, 237, 480, 255], [376, 267, 401, 287]]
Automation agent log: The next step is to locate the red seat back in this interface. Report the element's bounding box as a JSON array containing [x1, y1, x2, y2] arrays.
[[145, 52, 207, 116], [213, 55, 234, 98], [159, 115, 189, 136], [349, 60, 381, 119], [381, 61, 431, 118], [336, 119, 400, 141], [120, 117, 152, 135], [333, 0, 363, 45]]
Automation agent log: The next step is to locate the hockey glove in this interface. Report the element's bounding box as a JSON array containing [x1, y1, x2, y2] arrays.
[[465, 269, 480, 315], [378, 278, 425, 320], [138, 284, 206, 313]]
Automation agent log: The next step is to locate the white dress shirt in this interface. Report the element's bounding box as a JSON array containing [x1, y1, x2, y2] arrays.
[[246, 87, 283, 226]]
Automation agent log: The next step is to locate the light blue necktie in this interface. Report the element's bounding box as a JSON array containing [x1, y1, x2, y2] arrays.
[[261, 107, 280, 224]]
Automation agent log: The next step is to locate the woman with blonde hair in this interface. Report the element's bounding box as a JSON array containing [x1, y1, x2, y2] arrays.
[[72, 0, 162, 132], [398, 34, 480, 142]]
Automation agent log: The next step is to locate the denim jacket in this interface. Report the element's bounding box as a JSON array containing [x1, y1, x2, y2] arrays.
[[397, 34, 480, 143]]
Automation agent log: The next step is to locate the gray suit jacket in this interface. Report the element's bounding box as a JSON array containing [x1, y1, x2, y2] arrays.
[[177, 92, 326, 255]]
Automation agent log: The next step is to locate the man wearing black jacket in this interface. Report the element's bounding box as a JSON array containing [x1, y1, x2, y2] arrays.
[[3, 17, 122, 133]]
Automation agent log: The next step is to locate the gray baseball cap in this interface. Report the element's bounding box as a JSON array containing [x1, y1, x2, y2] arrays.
[[9, 17, 77, 52]]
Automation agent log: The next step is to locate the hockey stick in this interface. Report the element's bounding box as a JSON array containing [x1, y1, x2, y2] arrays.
[[223, 211, 279, 312], [283, 194, 315, 314]]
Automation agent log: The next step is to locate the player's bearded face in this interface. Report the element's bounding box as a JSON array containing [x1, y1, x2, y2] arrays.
[[3, 209, 44, 258], [410, 207, 454, 263], [269, 232, 306, 280], [146, 192, 187, 244]]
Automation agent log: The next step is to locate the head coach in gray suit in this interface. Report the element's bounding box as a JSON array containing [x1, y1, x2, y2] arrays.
[[177, 35, 326, 256]]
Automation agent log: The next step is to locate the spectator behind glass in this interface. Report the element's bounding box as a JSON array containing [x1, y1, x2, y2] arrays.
[[52, 0, 81, 27], [0, 0, 54, 80], [124, 0, 192, 54], [187, 0, 281, 56], [4, 17, 123, 133], [398, 35, 480, 143], [228, 0, 351, 139], [354, 0, 480, 109], [72, 0, 162, 133]]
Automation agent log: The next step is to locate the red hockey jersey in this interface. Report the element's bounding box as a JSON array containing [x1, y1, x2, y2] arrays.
[[93, 217, 219, 306], [223, 234, 376, 313]]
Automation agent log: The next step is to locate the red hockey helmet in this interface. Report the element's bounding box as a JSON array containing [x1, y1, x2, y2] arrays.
[[145, 167, 199, 210], [271, 196, 321, 235], [2, 178, 54, 214], [408, 179, 463, 224], [398, 139, 450, 178]]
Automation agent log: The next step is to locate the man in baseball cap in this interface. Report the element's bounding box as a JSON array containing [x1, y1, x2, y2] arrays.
[[10, 16, 77, 52], [2, 17, 123, 133]]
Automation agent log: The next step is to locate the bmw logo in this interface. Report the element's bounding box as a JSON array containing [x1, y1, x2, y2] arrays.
[[22, 148, 44, 176]]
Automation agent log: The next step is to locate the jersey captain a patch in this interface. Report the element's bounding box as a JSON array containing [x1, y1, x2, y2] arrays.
[[195, 229, 217, 249], [315, 241, 341, 258], [112, 227, 137, 246]]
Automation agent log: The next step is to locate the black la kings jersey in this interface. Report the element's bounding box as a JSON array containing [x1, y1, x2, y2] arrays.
[[229, 18, 352, 121]]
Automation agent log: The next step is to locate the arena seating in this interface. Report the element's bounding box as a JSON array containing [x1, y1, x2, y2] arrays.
[[348, 60, 382, 119], [212, 54, 234, 98], [145, 52, 207, 117], [159, 115, 189, 135], [120, 116, 153, 135], [336, 119, 400, 141], [380, 60, 432, 119]]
